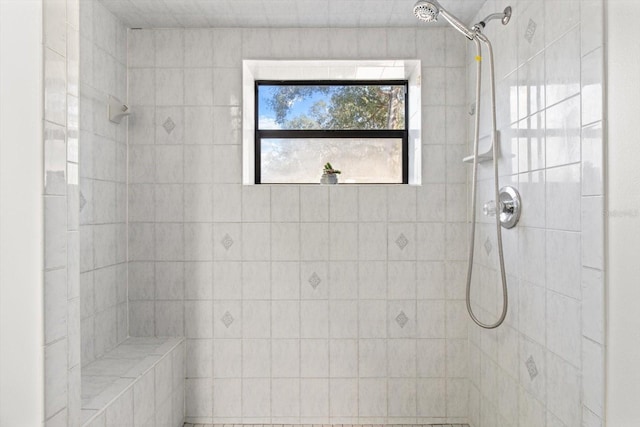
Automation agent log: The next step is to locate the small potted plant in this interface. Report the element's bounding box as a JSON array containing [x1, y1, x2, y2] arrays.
[[320, 162, 341, 185]]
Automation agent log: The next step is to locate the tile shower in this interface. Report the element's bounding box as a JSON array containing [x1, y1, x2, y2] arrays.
[[465, 1, 605, 426], [124, 24, 470, 425], [39, 0, 605, 426]]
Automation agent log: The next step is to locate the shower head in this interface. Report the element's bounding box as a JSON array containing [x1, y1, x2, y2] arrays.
[[476, 7, 513, 28], [413, 0, 476, 39], [413, 0, 440, 23]]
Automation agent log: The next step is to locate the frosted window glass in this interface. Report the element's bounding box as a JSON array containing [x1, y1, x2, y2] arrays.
[[261, 138, 403, 184]]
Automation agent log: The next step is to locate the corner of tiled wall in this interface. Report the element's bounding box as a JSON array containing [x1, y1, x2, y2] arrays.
[[465, 0, 605, 426], [44, 0, 131, 424], [43, 0, 81, 425], [78, 0, 129, 369]]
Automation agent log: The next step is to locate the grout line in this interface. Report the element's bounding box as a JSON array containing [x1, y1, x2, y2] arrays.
[[297, 185, 302, 424]]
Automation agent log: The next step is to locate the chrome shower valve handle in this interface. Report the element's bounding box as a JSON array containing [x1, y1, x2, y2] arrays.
[[483, 186, 521, 229], [483, 200, 498, 217]]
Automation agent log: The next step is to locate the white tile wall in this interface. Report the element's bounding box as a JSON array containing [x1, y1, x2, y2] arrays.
[[43, 0, 81, 425], [466, 0, 605, 426], [79, 0, 128, 369], [51, 2, 605, 426], [127, 26, 470, 425]]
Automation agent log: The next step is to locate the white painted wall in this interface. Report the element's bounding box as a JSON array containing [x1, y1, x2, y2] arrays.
[[0, 0, 45, 425], [606, 1, 640, 425]]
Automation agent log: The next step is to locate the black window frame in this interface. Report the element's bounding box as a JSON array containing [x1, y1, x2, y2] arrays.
[[255, 79, 410, 185]]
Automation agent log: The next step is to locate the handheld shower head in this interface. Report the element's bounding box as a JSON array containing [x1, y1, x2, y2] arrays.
[[413, 0, 440, 22], [413, 0, 475, 39]]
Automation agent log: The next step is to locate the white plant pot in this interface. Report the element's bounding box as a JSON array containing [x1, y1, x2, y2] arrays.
[[320, 172, 338, 185]]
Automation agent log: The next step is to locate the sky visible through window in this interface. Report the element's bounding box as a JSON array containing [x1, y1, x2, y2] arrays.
[[258, 86, 325, 129], [257, 83, 406, 130]]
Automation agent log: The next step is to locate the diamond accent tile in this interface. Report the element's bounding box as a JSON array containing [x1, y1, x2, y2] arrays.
[[162, 117, 176, 134], [395, 311, 409, 328], [395, 233, 409, 250], [525, 19, 537, 44], [79, 191, 87, 212], [525, 355, 538, 380], [484, 237, 493, 256], [308, 272, 321, 290], [221, 234, 234, 250], [221, 311, 234, 328]]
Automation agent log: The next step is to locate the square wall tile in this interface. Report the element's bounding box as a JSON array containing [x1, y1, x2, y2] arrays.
[[546, 351, 581, 426], [546, 291, 581, 368], [582, 196, 605, 269], [300, 378, 328, 418], [388, 378, 417, 417], [272, 339, 300, 378], [241, 378, 270, 418], [582, 338, 604, 417], [213, 378, 241, 418], [545, 27, 581, 107], [185, 378, 212, 418], [213, 339, 241, 378]]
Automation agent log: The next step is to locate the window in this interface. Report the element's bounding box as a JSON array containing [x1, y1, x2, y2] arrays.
[[255, 80, 409, 184], [242, 60, 422, 185]]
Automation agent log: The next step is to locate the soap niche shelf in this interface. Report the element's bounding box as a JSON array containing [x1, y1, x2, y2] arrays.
[[108, 95, 131, 124], [463, 131, 499, 164]]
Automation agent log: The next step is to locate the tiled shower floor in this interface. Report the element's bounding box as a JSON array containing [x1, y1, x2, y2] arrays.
[[184, 424, 470, 427]]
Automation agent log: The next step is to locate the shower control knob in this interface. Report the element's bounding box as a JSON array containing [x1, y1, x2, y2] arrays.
[[498, 186, 521, 229], [482, 186, 522, 229], [483, 201, 497, 217]]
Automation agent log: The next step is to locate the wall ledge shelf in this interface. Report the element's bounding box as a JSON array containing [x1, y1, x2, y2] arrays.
[[463, 131, 499, 163]]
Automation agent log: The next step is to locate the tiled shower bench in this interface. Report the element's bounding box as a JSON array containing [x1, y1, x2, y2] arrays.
[[81, 337, 185, 427]]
